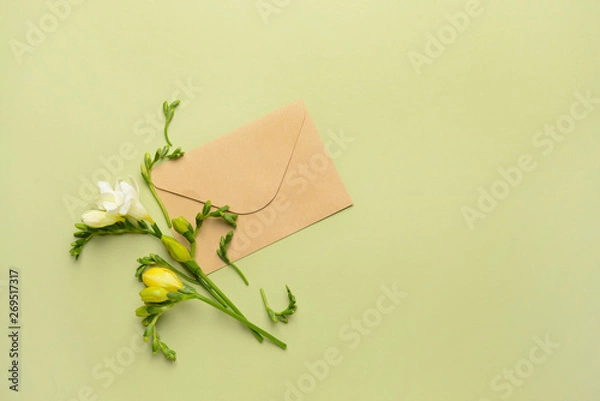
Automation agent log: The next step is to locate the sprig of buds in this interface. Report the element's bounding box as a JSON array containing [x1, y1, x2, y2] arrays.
[[260, 286, 298, 324], [140, 100, 185, 227], [217, 231, 248, 285]]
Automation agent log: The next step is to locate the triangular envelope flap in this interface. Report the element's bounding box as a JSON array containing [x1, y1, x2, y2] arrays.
[[153, 100, 306, 214]]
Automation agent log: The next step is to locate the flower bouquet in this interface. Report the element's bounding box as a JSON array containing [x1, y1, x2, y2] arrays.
[[70, 101, 296, 361]]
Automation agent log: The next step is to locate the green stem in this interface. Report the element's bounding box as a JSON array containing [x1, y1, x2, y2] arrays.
[[191, 293, 286, 349], [260, 288, 270, 309], [227, 261, 249, 286], [158, 263, 201, 286], [147, 179, 172, 228], [177, 264, 227, 307], [184, 260, 264, 342]]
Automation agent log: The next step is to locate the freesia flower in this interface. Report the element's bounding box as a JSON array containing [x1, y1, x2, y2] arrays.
[[142, 268, 183, 292], [81, 179, 154, 228], [140, 287, 170, 303]]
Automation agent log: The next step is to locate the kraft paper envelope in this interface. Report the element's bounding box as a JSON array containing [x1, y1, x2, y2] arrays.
[[152, 99, 353, 274]]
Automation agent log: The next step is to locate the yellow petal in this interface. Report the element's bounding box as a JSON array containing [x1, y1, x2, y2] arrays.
[[142, 268, 183, 292]]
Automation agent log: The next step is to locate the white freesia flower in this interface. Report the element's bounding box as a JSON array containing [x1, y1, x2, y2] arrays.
[[81, 179, 154, 228]]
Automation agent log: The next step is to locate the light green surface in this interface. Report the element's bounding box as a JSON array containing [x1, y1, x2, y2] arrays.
[[1, 1, 599, 400]]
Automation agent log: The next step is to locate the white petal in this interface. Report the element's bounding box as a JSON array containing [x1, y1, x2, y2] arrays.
[[127, 200, 153, 223], [81, 210, 123, 228], [97, 181, 113, 194], [95, 192, 117, 211], [119, 181, 139, 200], [119, 197, 133, 215]]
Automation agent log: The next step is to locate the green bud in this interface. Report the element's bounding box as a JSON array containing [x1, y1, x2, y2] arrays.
[[71, 239, 85, 247], [140, 286, 170, 303], [161, 236, 191, 263], [167, 292, 185, 301], [135, 265, 146, 281], [202, 201, 212, 216], [172, 216, 192, 236], [170, 100, 181, 108], [135, 306, 150, 317], [163, 101, 169, 117], [178, 285, 196, 295], [141, 315, 155, 327], [143, 325, 153, 342], [140, 164, 150, 184], [73, 231, 91, 238], [146, 304, 170, 314], [160, 342, 177, 361], [223, 213, 238, 228], [152, 336, 159, 353]]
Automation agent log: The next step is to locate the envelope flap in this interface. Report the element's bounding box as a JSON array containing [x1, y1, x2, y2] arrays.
[[153, 100, 307, 214]]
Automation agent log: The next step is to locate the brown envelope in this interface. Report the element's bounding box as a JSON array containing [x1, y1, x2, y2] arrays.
[[152, 99, 353, 274]]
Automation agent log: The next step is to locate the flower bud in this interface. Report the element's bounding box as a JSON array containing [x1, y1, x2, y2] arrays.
[[161, 236, 191, 262], [135, 306, 150, 317], [142, 268, 183, 292], [172, 216, 192, 236], [81, 210, 124, 228], [140, 286, 170, 303]]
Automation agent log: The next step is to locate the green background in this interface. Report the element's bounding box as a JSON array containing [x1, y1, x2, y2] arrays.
[[1, 1, 599, 400]]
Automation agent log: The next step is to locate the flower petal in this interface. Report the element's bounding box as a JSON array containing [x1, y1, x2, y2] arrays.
[[97, 181, 113, 194], [127, 200, 153, 223], [95, 192, 118, 211], [81, 210, 124, 228]]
